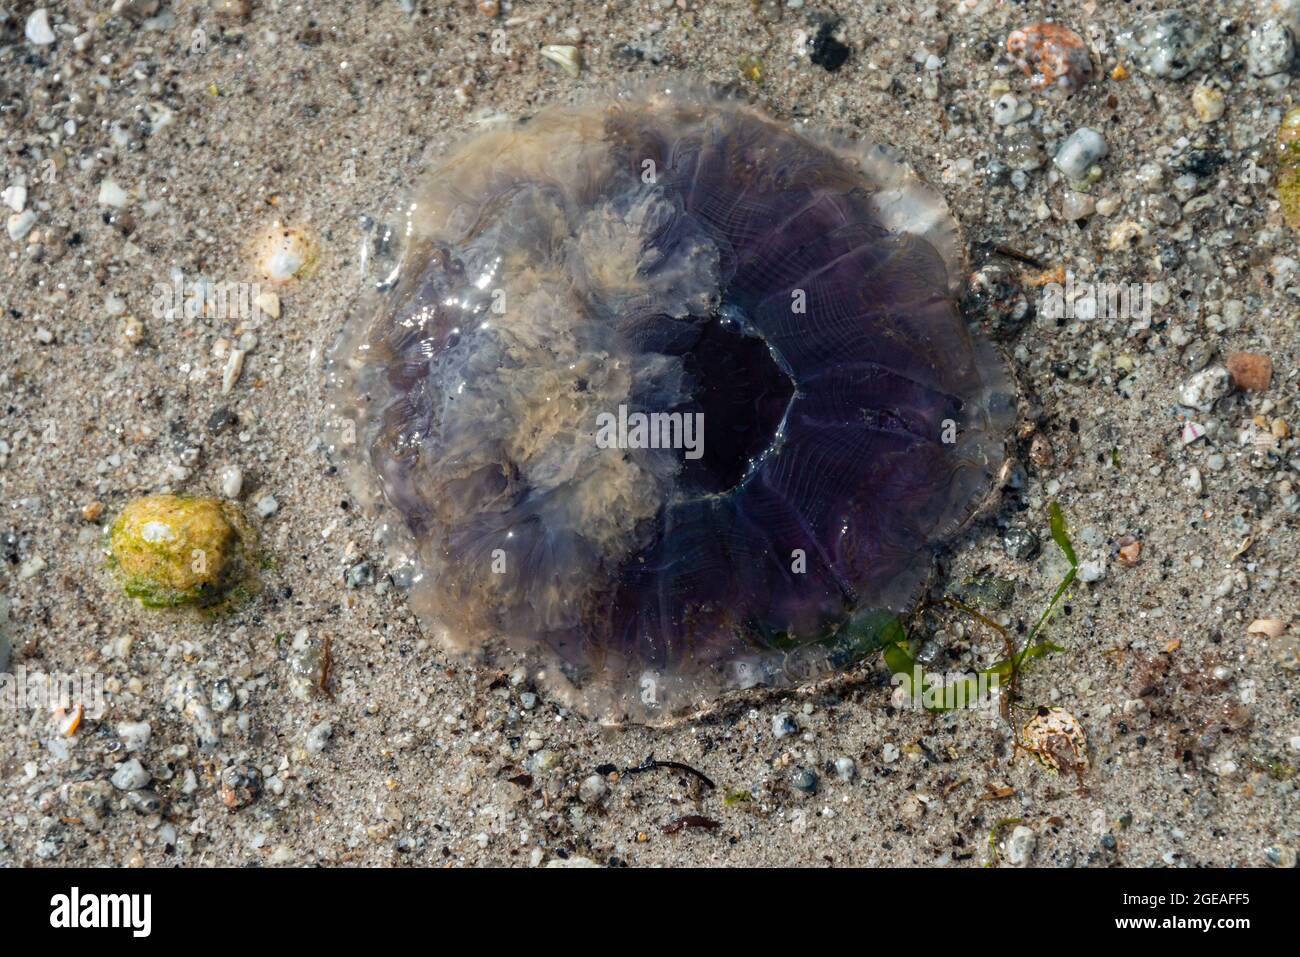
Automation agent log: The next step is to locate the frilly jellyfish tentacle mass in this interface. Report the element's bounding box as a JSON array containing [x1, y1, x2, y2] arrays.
[[325, 82, 1016, 725]]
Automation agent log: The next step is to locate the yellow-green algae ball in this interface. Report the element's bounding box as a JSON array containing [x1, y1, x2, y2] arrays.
[[1280, 106, 1300, 230], [109, 495, 249, 608]]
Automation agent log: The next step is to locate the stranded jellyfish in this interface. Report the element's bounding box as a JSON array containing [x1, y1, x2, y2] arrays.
[[325, 83, 1014, 724]]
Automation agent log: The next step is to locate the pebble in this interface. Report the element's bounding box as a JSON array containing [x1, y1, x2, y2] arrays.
[[210, 678, 236, 713], [126, 790, 163, 814], [109, 495, 242, 607], [1226, 352, 1273, 392], [254, 290, 281, 319], [219, 464, 243, 499], [1060, 191, 1096, 220], [254, 494, 279, 518], [1248, 20, 1295, 77], [1191, 85, 1225, 123], [18, 556, 45, 580], [1079, 559, 1106, 582], [834, 756, 857, 781], [1005, 825, 1037, 865], [219, 764, 262, 809], [772, 712, 798, 738], [808, 22, 851, 73], [1000, 129, 1046, 171], [1054, 127, 1108, 181], [286, 630, 327, 700], [304, 720, 334, 756], [97, 180, 129, 208], [1117, 538, 1142, 566], [116, 721, 151, 752], [7, 211, 36, 242], [111, 759, 150, 791], [992, 93, 1031, 127], [345, 561, 374, 588], [792, 768, 819, 793], [1178, 365, 1230, 412], [579, 773, 608, 804], [1002, 525, 1040, 560], [1, 184, 25, 213], [25, 8, 55, 45], [1116, 11, 1214, 80]]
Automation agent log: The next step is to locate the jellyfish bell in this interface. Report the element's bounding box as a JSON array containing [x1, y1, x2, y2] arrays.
[[325, 80, 1015, 726]]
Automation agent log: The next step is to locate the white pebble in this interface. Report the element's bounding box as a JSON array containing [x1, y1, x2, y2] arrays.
[[116, 721, 152, 752], [219, 465, 243, 499], [1178, 365, 1230, 412], [1248, 20, 1295, 77], [18, 556, 46, 580], [1, 185, 26, 213], [7, 211, 36, 242], [578, 774, 608, 804], [1054, 128, 1108, 181], [26, 9, 56, 45], [1079, 559, 1106, 583], [111, 759, 150, 790], [1006, 825, 1037, 865], [304, 721, 334, 757], [992, 93, 1030, 126], [97, 180, 129, 208], [255, 494, 279, 518]]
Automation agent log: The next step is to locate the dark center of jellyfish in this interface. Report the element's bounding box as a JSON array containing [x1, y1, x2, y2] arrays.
[[674, 303, 796, 496]]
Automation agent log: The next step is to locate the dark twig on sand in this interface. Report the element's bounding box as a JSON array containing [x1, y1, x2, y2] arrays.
[[596, 754, 717, 790]]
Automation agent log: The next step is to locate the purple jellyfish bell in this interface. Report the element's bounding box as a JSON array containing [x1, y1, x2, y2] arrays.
[[325, 82, 1014, 725]]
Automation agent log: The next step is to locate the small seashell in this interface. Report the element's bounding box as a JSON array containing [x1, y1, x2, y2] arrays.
[[1007, 23, 1094, 95], [253, 222, 316, 283], [56, 703, 84, 737], [221, 348, 246, 394]]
